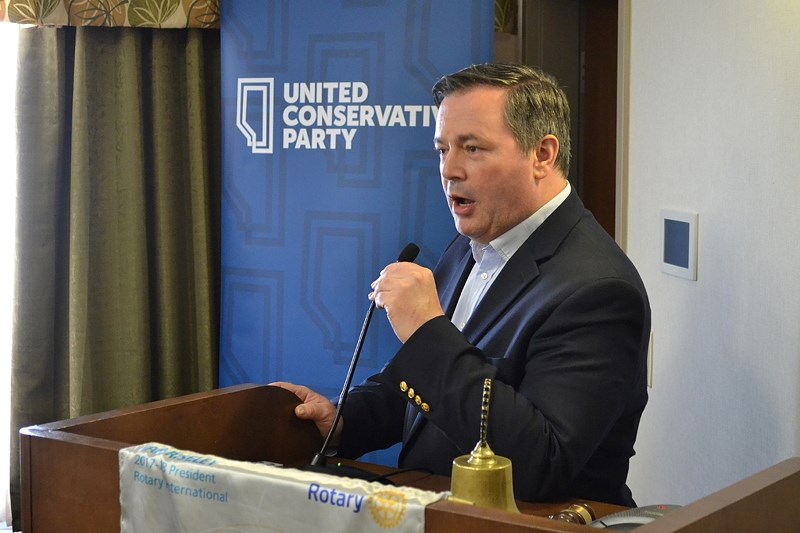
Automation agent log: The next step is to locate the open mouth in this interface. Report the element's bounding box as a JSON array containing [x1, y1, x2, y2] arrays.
[[450, 194, 474, 207]]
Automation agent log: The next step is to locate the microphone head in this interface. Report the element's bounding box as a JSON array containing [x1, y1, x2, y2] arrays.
[[397, 243, 420, 263]]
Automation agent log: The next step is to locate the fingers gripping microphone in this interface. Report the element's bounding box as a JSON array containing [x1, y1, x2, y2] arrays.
[[306, 243, 420, 477]]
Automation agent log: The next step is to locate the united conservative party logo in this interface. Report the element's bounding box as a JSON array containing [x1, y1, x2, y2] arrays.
[[236, 77, 437, 154]]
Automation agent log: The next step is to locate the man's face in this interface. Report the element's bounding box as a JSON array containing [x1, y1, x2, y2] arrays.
[[434, 86, 537, 244]]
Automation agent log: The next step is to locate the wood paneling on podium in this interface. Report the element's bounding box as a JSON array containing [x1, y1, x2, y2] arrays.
[[637, 456, 800, 532], [19, 385, 800, 532], [19, 384, 321, 532]]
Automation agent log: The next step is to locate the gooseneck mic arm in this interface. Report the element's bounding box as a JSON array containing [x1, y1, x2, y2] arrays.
[[308, 243, 420, 470]]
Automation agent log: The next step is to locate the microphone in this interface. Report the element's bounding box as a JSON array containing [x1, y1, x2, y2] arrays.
[[304, 243, 420, 480]]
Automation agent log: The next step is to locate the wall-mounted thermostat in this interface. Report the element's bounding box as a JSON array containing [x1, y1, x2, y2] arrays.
[[660, 209, 698, 281]]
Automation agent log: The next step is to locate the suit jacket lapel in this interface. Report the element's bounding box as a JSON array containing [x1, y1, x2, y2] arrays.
[[462, 188, 585, 342], [438, 241, 474, 318]]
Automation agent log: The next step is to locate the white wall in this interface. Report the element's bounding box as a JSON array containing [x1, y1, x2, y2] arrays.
[[623, 0, 800, 506]]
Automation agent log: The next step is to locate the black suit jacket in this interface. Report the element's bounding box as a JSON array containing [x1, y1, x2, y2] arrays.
[[340, 189, 650, 506]]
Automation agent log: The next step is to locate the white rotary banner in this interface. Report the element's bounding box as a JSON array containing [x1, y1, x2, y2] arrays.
[[119, 443, 448, 532]]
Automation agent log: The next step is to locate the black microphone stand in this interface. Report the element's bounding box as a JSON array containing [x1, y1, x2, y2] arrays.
[[302, 243, 419, 482]]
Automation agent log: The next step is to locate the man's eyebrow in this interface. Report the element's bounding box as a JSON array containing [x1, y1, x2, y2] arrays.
[[434, 134, 480, 146]]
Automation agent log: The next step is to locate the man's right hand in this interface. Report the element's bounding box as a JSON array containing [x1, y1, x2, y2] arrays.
[[270, 381, 341, 441]]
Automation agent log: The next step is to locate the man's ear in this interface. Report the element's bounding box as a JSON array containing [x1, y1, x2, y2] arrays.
[[532, 135, 560, 178]]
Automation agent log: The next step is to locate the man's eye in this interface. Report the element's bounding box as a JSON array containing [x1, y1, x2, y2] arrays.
[[466, 145, 479, 153]]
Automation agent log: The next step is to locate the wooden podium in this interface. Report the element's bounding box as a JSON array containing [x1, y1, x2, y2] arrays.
[[19, 384, 800, 532]]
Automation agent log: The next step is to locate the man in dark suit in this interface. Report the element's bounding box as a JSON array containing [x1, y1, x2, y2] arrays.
[[275, 63, 650, 507]]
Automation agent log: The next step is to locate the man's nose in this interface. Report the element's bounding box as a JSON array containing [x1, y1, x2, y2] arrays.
[[440, 151, 464, 181]]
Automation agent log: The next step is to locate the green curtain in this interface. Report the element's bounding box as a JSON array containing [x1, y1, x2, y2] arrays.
[[2, 0, 220, 28], [10, 26, 220, 527]]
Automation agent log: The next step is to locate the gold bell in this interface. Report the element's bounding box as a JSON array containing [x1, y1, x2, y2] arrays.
[[450, 378, 520, 513]]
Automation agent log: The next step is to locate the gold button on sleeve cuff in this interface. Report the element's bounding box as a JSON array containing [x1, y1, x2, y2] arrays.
[[421, 403, 431, 412], [399, 381, 408, 392]]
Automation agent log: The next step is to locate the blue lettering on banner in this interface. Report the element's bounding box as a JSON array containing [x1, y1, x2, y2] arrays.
[[133, 470, 164, 490], [165, 481, 229, 503], [138, 445, 217, 466], [307, 483, 364, 513], [168, 464, 217, 484]]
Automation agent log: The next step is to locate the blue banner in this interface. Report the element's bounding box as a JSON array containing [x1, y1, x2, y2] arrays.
[[220, 1, 493, 465]]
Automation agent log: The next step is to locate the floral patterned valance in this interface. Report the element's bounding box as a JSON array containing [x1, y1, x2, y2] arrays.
[[0, 0, 219, 29]]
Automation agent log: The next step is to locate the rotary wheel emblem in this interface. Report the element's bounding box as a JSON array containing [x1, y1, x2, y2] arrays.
[[367, 490, 407, 529]]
